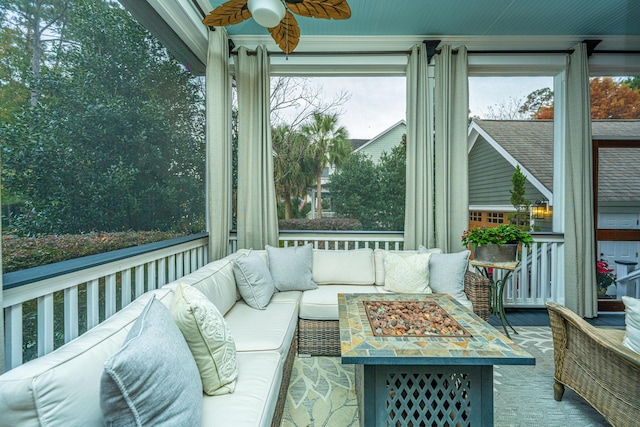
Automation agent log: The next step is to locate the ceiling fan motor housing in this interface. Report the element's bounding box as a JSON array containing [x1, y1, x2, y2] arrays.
[[248, 0, 286, 28]]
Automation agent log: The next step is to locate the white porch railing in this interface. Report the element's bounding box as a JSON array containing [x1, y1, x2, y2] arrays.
[[488, 233, 565, 307], [3, 230, 563, 372], [2, 233, 208, 371]]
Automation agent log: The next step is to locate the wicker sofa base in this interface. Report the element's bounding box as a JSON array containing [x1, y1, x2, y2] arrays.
[[298, 271, 490, 357], [271, 327, 298, 427]]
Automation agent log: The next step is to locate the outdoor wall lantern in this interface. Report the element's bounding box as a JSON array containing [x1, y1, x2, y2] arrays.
[[531, 199, 550, 219], [248, 0, 286, 28]]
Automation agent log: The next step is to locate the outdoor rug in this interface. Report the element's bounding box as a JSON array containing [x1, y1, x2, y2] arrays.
[[280, 326, 610, 427]]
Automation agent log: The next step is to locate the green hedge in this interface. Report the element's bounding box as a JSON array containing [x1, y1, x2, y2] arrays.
[[278, 218, 363, 231], [2, 230, 185, 273]]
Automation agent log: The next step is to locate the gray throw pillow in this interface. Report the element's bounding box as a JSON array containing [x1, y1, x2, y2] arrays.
[[100, 297, 202, 426], [426, 250, 471, 303], [233, 251, 275, 309], [266, 244, 317, 291]]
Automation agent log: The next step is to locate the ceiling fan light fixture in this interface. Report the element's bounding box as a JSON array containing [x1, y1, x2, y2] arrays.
[[248, 0, 285, 28]]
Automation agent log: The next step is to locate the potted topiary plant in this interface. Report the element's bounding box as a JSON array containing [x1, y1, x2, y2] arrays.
[[461, 223, 533, 262]]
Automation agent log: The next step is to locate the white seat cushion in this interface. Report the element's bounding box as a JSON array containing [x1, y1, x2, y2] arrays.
[[0, 288, 173, 427], [299, 285, 380, 320], [201, 351, 282, 427], [224, 300, 298, 357]]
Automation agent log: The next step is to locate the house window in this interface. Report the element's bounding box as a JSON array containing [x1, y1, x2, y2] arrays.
[[487, 212, 504, 223], [470, 211, 483, 223]]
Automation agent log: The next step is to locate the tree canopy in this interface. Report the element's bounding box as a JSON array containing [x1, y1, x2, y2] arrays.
[[534, 77, 640, 119], [1, 0, 205, 235]]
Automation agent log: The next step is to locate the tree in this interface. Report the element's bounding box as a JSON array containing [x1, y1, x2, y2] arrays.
[[302, 112, 350, 218], [518, 88, 553, 117], [534, 77, 640, 119], [508, 165, 531, 230], [330, 140, 406, 231], [1, 0, 205, 235], [272, 125, 314, 219]]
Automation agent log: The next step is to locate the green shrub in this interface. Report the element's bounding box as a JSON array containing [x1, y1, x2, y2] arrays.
[[2, 230, 186, 273], [278, 218, 362, 231]]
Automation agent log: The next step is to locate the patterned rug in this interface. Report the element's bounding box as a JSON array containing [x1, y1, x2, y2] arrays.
[[280, 327, 610, 427]]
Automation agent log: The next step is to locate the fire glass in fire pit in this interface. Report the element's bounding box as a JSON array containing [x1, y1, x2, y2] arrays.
[[363, 300, 471, 337]]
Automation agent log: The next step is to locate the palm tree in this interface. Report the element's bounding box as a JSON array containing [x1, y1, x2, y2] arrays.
[[272, 125, 315, 219], [302, 112, 351, 218]]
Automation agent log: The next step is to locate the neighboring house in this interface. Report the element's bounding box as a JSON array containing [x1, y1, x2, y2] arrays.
[[468, 119, 640, 267], [353, 120, 406, 163]]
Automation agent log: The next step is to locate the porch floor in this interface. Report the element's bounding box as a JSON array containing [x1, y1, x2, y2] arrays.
[[491, 308, 626, 327], [281, 309, 623, 427]]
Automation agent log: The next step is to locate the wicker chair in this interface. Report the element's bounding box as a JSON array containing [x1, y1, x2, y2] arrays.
[[546, 302, 640, 427], [299, 270, 490, 356]]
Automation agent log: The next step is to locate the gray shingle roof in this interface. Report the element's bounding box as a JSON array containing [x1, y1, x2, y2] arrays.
[[473, 119, 640, 202]]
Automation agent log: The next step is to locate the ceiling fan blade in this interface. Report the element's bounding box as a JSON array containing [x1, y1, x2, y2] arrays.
[[286, 0, 351, 20], [269, 11, 300, 54], [202, 0, 252, 27]]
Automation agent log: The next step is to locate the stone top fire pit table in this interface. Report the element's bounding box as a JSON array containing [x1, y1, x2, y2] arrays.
[[338, 293, 534, 427]]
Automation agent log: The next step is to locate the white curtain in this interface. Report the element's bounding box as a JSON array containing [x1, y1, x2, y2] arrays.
[[404, 43, 434, 249], [236, 46, 279, 249], [206, 28, 232, 261], [564, 43, 597, 317], [434, 45, 469, 252]]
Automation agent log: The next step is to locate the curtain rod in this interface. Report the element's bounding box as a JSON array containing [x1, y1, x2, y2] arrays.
[[230, 49, 576, 56]]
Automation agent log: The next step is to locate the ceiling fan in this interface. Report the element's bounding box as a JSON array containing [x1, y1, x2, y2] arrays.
[[202, 0, 351, 54]]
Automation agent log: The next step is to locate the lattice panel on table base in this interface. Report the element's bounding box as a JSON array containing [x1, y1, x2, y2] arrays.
[[386, 372, 471, 427]]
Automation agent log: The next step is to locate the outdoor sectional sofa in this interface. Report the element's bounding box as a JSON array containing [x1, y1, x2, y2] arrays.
[[0, 246, 489, 427]]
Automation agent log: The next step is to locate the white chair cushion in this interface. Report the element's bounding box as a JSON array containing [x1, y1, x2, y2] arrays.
[[623, 296, 640, 354], [299, 285, 380, 320], [312, 248, 375, 285], [201, 351, 282, 427], [224, 300, 299, 358]]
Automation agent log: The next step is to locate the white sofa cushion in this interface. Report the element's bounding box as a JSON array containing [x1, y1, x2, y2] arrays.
[[299, 285, 381, 320], [224, 300, 299, 358], [623, 296, 640, 354], [312, 249, 375, 285], [0, 289, 173, 426], [374, 248, 442, 286], [383, 252, 432, 294], [177, 255, 239, 316], [171, 283, 238, 395], [201, 351, 282, 427], [100, 297, 202, 426]]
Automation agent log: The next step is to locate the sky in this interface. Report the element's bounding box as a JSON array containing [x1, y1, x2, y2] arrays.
[[306, 76, 554, 140]]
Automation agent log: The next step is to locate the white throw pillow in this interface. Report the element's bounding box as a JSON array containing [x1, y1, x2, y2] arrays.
[[374, 248, 442, 286], [170, 283, 239, 395], [383, 252, 432, 294], [266, 244, 317, 291], [233, 250, 275, 309], [623, 296, 640, 354]]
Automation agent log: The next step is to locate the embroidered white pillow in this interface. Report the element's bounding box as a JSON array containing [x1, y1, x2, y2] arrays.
[[383, 252, 432, 294], [170, 283, 238, 395], [623, 296, 640, 354]]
